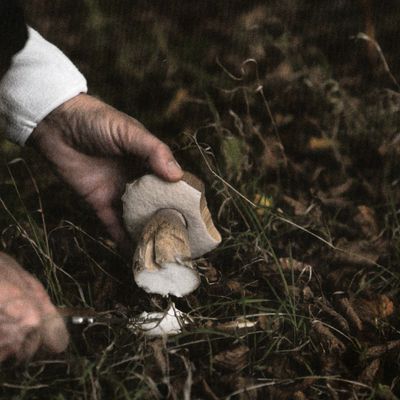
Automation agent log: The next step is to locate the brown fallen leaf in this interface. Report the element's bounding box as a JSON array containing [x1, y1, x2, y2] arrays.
[[234, 375, 258, 400], [327, 266, 360, 290], [281, 194, 308, 216], [302, 286, 314, 302], [213, 345, 250, 371], [261, 136, 287, 172], [375, 384, 399, 400], [352, 294, 394, 324], [226, 279, 243, 293], [316, 300, 350, 334], [223, 373, 258, 400], [149, 339, 168, 376], [214, 317, 258, 333], [353, 205, 379, 238], [258, 314, 269, 331], [312, 320, 346, 353], [197, 260, 220, 284], [331, 238, 381, 267], [328, 178, 354, 198], [201, 379, 220, 400], [278, 258, 313, 273], [316, 192, 352, 209], [225, 279, 255, 297], [358, 359, 380, 385], [293, 391, 307, 400], [307, 136, 337, 152], [258, 314, 284, 333], [364, 340, 400, 359], [335, 296, 363, 331], [380, 295, 394, 317], [165, 88, 191, 118]]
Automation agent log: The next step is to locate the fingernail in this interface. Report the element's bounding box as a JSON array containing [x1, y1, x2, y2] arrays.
[[168, 160, 183, 176]]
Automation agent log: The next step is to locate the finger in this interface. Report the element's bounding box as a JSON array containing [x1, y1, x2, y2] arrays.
[[95, 205, 131, 252], [22, 276, 69, 354], [93, 102, 183, 181], [147, 142, 184, 182], [33, 95, 184, 182], [15, 329, 41, 362], [0, 299, 42, 362], [0, 345, 15, 363], [112, 124, 183, 181], [40, 312, 69, 353]]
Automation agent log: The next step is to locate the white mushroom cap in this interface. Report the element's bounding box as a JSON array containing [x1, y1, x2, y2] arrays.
[[122, 172, 221, 258]]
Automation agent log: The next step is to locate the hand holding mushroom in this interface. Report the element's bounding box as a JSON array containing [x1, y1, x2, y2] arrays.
[[0, 93, 186, 362], [30, 93, 183, 249], [0, 92, 220, 360]]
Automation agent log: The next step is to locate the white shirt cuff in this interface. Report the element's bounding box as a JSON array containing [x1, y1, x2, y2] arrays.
[[0, 27, 87, 146]]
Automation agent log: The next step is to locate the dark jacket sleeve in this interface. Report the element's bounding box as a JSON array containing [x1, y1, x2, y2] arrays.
[[0, 1, 27, 78]]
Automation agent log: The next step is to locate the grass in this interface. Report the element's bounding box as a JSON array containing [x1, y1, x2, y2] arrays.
[[2, 1, 400, 399]]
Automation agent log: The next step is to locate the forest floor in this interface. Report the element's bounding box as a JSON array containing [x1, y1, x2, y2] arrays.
[[1, 1, 400, 399]]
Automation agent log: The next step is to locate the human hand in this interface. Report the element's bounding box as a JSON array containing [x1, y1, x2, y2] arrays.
[[30, 94, 183, 250], [0, 252, 68, 362]]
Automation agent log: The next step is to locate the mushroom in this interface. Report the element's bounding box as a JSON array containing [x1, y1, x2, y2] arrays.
[[131, 304, 191, 337], [122, 172, 221, 297]]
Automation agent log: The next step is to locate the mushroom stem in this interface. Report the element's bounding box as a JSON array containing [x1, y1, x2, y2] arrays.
[[133, 209, 200, 297]]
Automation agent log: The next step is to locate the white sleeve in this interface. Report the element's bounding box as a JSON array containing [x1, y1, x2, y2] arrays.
[[0, 27, 87, 146]]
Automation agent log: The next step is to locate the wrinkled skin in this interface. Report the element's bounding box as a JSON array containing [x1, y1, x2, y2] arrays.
[[0, 252, 69, 362], [30, 93, 183, 249], [1, 94, 183, 361]]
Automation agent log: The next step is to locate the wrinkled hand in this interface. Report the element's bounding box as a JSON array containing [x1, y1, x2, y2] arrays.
[[30, 94, 183, 249], [0, 252, 68, 362]]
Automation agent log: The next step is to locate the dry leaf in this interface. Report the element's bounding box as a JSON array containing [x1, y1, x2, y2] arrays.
[[215, 318, 258, 332], [354, 205, 379, 238], [316, 300, 350, 334], [258, 314, 269, 331], [336, 296, 363, 331], [165, 88, 190, 117], [293, 392, 307, 400], [328, 178, 354, 197], [213, 345, 250, 371], [201, 379, 220, 400], [279, 258, 313, 273], [332, 238, 381, 267], [316, 192, 352, 209], [358, 359, 380, 384], [149, 339, 168, 375], [226, 279, 247, 294], [282, 194, 308, 215], [307, 136, 337, 151], [352, 294, 394, 323], [198, 260, 220, 284], [312, 320, 346, 353], [234, 376, 258, 400], [327, 266, 360, 289], [302, 286, 314, 302], [364, 340, 400, 359], [261, 136, 287, 172]]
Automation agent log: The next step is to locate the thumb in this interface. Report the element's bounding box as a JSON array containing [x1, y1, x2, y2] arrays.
[[147, 142, 183, 182], [40, 309, 69, 354]]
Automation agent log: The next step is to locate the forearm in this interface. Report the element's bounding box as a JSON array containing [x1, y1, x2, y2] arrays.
[[0, 27, 87, 145]]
